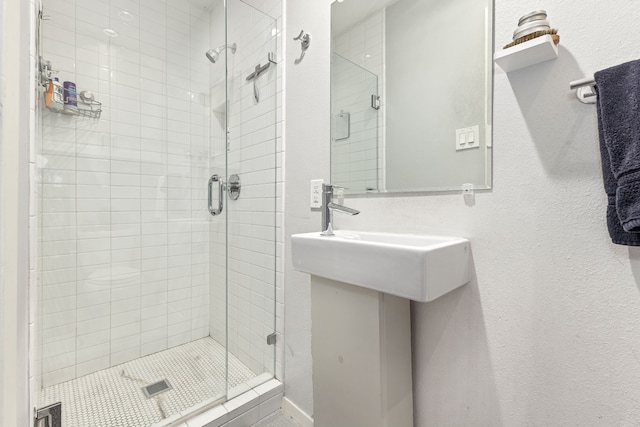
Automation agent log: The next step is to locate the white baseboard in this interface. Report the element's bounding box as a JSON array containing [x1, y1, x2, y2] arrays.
[[281, 397, 314, 427]]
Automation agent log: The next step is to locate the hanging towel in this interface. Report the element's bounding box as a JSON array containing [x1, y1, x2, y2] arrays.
[[595, 59, 640, 246]]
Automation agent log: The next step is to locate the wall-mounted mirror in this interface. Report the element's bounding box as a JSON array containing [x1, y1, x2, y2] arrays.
[[331, 0, 493, 194]]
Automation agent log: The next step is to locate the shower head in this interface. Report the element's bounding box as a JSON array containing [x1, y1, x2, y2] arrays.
[[205, 49, 219, 63], [205, 43, 237, 63]]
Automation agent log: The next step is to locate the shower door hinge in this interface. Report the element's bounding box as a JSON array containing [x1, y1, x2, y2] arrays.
[[267, 332, 277, 345], [34, 402, 62, 427], [39, 10, 52, 20], [371, 95, 381, 110]]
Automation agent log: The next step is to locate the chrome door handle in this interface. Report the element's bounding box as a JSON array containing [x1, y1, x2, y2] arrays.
[[208, 174, 223, 216]]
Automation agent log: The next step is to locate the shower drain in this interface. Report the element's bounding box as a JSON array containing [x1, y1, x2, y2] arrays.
[[142, 379, 173, 399]]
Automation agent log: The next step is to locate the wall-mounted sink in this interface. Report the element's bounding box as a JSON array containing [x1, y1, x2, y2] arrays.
[[291, 230, 470, 302]]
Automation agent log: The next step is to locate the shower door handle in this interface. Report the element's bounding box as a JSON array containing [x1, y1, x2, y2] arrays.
[[208, 174, 224, 216]]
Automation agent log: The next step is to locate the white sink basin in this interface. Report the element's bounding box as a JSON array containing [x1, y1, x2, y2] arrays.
[[291, 230, 470, 302]]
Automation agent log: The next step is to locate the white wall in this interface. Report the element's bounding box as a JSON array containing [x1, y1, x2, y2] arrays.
[[1, 0, 32, 424], [284, 0, 640, 424], [283, 0, 332, 415]]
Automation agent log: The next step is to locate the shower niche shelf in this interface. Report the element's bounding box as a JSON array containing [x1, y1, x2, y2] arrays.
[[494, 34, 558, 72]]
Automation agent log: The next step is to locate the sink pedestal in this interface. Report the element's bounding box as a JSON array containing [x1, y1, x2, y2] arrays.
[[311, 276, 413, 427]]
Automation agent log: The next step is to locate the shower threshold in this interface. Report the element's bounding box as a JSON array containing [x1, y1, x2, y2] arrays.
[[38, 337, 257, 427]]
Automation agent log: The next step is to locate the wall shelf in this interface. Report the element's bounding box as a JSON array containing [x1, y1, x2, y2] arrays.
[[494, 34, 558, 73]]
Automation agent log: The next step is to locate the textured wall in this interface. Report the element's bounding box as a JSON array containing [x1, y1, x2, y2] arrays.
[[285, 0, 640, 424]]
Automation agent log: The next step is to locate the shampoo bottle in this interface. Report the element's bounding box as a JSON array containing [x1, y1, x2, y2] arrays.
[[49, 78, 64, 112], [45, 80, 53, 108], [63, 81, 78, 115]]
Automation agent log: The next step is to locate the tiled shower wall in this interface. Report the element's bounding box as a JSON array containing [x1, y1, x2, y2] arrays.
[[331, 10, 385, 192], [208, 0, 281, 379], [38, 0, 212, 387]]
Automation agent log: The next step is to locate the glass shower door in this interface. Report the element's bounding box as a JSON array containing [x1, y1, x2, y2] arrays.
[[224, 0, 278, 398], [35, 0, 278, 424], [35, 0, 229, 425]]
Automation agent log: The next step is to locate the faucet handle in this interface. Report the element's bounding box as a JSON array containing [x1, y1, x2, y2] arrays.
[[322, 183, 348, 192]]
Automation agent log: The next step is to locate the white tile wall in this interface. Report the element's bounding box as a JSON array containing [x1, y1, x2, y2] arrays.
[[38, 0, 212, 388], [331, 11, 384, 193]]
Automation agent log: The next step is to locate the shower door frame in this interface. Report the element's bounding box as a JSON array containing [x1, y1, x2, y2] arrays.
[[1, 0, 34, 426]]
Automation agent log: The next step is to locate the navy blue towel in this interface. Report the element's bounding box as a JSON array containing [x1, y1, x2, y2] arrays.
[[595, 59, 640, 246]]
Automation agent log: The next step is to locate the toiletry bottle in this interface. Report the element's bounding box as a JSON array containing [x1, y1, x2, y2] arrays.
[[44, 80, 53, 108], [49, 77, 64, 112], [63, 81, 78, 115]]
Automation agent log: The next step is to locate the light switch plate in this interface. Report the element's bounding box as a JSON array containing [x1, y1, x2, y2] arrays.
[[310, 179, 323, 208], [455, 125, 480, 151]]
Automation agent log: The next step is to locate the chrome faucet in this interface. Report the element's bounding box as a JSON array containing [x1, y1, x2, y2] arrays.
[[321, 183, 360, 236]]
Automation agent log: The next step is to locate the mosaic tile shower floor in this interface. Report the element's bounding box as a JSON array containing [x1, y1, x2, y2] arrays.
[[39, 337, 257, 427]]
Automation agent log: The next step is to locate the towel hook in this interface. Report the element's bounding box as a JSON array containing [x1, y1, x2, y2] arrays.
[[293, 30, 311, 64]]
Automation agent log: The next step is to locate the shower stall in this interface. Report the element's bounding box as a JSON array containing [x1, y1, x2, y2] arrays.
[[35, 0, 279, 425]]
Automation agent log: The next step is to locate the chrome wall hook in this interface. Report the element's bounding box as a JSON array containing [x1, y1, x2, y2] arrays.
[[293, 30, 311, 64]]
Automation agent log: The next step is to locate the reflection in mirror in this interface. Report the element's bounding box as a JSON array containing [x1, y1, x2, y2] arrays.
[[331, 0, 493, 194]]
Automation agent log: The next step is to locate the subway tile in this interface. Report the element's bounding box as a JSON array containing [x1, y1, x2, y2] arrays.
[[141, 339, 167, 357], [77, 303, 110, 322], [111, 211, 140, 224], [42, 350, 75, 374], [41, 281, 76, 300], [141, 280, 168, 297], [111, 322, 140, 341], [43, 336, 76, 358], [76, 356, 110, 377], [111, 285, 140, 302], [42, 366, 76, 388], [111, 309, 140, 328], [111, 346, 140, 366], [112, 297, 141, 315], [41, 322, 76, 346]]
